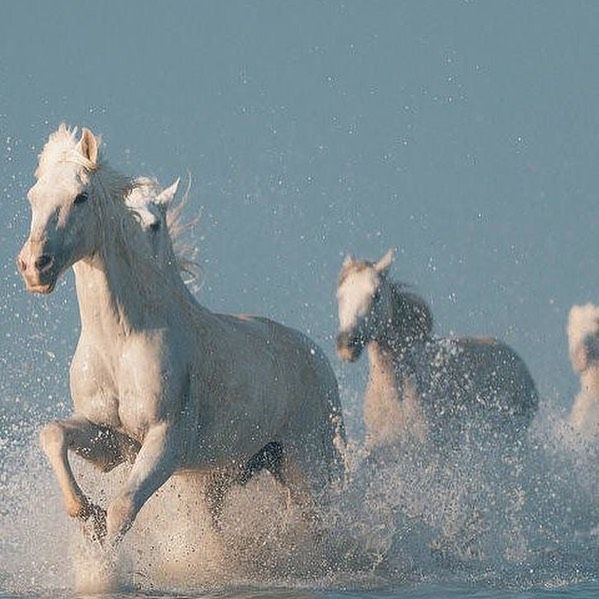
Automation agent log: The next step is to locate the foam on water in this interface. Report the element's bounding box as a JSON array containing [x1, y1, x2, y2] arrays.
[[1, 384, 599, 597]]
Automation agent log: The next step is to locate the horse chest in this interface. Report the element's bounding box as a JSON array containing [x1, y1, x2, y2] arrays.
[[70, 338, 167, 436], [70, 348, 121, 427]]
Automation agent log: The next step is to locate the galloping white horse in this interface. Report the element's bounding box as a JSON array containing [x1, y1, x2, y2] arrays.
[[567, 304, 599, 440], [335, 250, 538, 449], [17, 125, 345, 545]]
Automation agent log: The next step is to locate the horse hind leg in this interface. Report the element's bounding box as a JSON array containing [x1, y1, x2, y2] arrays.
[[39, 417, 134, 540], [204, 442, 321, 531], [270, 444, 324, 525], [204, 442, 285, 531], [239, 441, 284, 484]]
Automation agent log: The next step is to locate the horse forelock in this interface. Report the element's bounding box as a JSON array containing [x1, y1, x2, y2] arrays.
[[337, 259, 374, 287], [35, 124, 102, 179]]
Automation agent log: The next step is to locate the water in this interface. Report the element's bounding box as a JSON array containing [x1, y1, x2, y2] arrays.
[[0, 591, 593, 599], [1, 389, 598, 597]]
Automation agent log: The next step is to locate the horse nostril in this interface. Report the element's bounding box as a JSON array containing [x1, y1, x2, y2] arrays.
[[34, 254, 53, 272]]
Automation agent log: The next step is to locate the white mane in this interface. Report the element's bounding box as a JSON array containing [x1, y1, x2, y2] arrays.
[[165, 178, 201, 279]]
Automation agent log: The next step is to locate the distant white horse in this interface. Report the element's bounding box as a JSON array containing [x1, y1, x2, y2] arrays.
[[335, 250, 538, 449], [17, 125, 345, 545], [567, 304, 599, 440], [125, 176, 200, 280]]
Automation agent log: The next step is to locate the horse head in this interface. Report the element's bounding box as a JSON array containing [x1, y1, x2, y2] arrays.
[[335, 249, 395, 361]]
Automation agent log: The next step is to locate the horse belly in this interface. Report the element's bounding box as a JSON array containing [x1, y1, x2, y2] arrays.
[[180, 377, 293, 470]]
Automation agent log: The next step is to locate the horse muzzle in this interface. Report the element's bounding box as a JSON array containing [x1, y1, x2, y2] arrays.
[[336, 331, 364, 362], [17, 244, 59, 294]]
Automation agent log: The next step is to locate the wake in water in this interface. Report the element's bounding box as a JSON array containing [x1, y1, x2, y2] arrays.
[[1, 390, 598, 595]]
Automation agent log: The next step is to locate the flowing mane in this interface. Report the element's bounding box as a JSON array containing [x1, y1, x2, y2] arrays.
[[389, 281, 433, 342], [165, 177, 202, 280]]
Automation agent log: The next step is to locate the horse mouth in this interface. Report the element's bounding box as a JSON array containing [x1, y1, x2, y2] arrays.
[[336, 342, 364, 362], [22, 271, 59, 294], [336, 331, 365, 362], [25, 280, 57, 294]]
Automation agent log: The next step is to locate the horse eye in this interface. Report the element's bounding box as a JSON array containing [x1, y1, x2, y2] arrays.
[[149, 222, 161, 232], [74, 192, 88, 205]]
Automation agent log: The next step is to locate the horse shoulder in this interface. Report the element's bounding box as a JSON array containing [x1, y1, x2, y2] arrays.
[[70, 339, 120, 427], [119, 328, 192, 405]]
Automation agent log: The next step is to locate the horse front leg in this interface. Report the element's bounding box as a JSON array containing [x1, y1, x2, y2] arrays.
[[106, 421, 178, 545], [39, 417, 135, 539]]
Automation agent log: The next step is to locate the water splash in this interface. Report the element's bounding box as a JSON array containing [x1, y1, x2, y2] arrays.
[[1, 391, 598, 595]]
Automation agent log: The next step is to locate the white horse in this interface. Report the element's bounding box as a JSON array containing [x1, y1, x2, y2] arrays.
[[335, 250, 538, 449], [567, 304, 599, 440], [125, 176, 200, 281], [17, 125, 345, 545]]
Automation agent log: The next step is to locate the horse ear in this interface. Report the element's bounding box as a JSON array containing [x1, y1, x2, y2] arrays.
[[374, 248, 395, 273], [155, 178, 180, 206], [77, 128, 99, 166]]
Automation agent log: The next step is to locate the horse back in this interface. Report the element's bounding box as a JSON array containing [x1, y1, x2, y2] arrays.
[[425, 335, 539, 418]]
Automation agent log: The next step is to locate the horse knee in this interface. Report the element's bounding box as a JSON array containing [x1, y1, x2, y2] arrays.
[[64, 495, 88, 519], [39, 422, 65, 455]]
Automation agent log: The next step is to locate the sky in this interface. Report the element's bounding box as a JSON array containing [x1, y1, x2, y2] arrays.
[[2, 1, 599, 427]]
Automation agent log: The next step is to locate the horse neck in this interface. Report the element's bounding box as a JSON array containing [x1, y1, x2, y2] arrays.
[[73, 251, 159, 337], [74, 250, 210, 341], [73, 173, 206, 338], [367, 341, 398, 386], [367, 337, 418, 385], [373, 280, 431, 358], [365, 339, 425, 443]]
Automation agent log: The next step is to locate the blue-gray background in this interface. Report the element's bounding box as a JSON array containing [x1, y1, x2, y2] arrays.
[[2, 1, 599, 425]]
